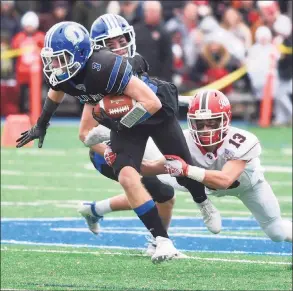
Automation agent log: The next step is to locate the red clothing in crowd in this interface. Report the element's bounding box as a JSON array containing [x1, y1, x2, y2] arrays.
[[11, 31, 45, 84]]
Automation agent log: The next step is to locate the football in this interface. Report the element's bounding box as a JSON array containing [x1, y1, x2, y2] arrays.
[[94, 95, 136, 119]]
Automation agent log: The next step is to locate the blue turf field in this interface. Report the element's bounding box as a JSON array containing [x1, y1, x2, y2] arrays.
[[2, 217, 292, 256]]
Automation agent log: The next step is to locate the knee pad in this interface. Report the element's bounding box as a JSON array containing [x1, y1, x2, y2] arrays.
[[141, 176, 174, 203], [262, 219, 287, 242]]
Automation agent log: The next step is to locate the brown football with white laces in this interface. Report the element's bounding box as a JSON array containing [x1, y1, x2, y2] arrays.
[[94, 95, 136, 119]]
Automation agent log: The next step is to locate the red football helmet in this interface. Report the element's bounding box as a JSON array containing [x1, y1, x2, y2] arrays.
[[187, 89, 232, 146]]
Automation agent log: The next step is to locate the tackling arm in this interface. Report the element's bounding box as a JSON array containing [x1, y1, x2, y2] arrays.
[[198, 160, 246, 189], [164, 155, 247, 190]]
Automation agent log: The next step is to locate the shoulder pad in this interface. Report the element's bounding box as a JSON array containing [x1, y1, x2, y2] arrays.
[[129, 53, 149, 75], [221, 127, 261, 160]]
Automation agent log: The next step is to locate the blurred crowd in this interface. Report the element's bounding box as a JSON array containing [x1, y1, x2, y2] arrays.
[[1, 0, 292, 125]]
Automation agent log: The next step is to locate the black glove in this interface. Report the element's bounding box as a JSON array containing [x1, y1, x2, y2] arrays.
[[16, 123, 49, 148], [92, 108, 124, 131]]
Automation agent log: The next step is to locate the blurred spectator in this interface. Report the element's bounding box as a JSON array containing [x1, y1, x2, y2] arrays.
[[119, 1, 143, 26], [106, 1, 120, 14], [246, 26, 276, 121], [221, 7, 252, 51], [11, 11, 45, 113], [1, 31, 14, 79], [39, 1, 71, 33], [236, 1, 261, 28], [1, 0, 20, 41], [209, 1, 231, 22], [165, 2, 198, 42], [160, 1, 187, 22], [71, 1, 108, 31], [134, 1, 173, 81], [272, 15, 292, 126], [170, 29, 187, 88], [165, 2, 202, 69], [189, 34, 240, 94], [251, 1, 281, 41], [193, 1, 212, 19], [199, 15, 246, 63], [14, 1, 39, 15]]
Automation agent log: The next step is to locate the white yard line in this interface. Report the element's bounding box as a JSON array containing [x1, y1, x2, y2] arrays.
[[281, 148, 292, 156], [1, 246, 291, 263], [1, 149, 67, 156], [1, 164, 292, 178], [0, 216, 259, 221], [263, 166, 292, 173], [269, 181, 292, 186], [184, 197, 292, 203], [1, 149, 87, 156], [50, 227, 270, 240], [1, 170, 102, 178], [173, 209, 292, 217], [1, 185, 118, 193]]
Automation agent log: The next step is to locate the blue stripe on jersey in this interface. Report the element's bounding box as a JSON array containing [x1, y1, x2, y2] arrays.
[[117, 61, 133, 94], [92, 152, 107, 172], [141, 75, 158, 94], [106, 56, 123, 93]]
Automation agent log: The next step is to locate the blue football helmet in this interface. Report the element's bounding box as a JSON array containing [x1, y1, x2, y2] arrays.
[[41, 21, 93, 86], [90, 14, 136, 57]]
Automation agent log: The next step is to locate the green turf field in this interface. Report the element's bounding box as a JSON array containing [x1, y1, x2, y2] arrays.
[[1, 123, 292, 291]]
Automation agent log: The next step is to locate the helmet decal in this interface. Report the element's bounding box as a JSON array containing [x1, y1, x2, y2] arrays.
[[64, 25, 85, 46]]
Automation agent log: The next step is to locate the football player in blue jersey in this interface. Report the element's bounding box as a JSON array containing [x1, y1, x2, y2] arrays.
[[76, 15, 176, 257], [16, 17, 220, 263]]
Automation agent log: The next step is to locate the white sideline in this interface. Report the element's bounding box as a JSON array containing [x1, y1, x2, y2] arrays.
[[50, 227, 271, 240], [1, 247, 291, 265], [0, 216, 281, 221]]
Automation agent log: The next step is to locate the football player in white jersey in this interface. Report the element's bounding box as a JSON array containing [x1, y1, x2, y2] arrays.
[[158, 89, 292, 244], [83, 88, 292, 248]]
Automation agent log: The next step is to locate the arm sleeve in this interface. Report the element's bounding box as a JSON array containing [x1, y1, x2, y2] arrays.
[[44, 77, 62, 91]]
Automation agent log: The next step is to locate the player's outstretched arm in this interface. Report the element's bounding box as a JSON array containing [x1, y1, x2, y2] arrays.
[[164, 155, 246, 190], [16, 89, 64, 148]]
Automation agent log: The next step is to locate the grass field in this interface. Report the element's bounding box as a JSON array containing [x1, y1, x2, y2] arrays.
[[1, 121, 292, 291]]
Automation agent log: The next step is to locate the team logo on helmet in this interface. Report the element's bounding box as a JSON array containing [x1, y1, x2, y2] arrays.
[[64, 25, 84, 46], [219, 97, 230, 109]]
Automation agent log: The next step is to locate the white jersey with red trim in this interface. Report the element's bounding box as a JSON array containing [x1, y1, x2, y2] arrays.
[[155, 126, 265, 196]]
